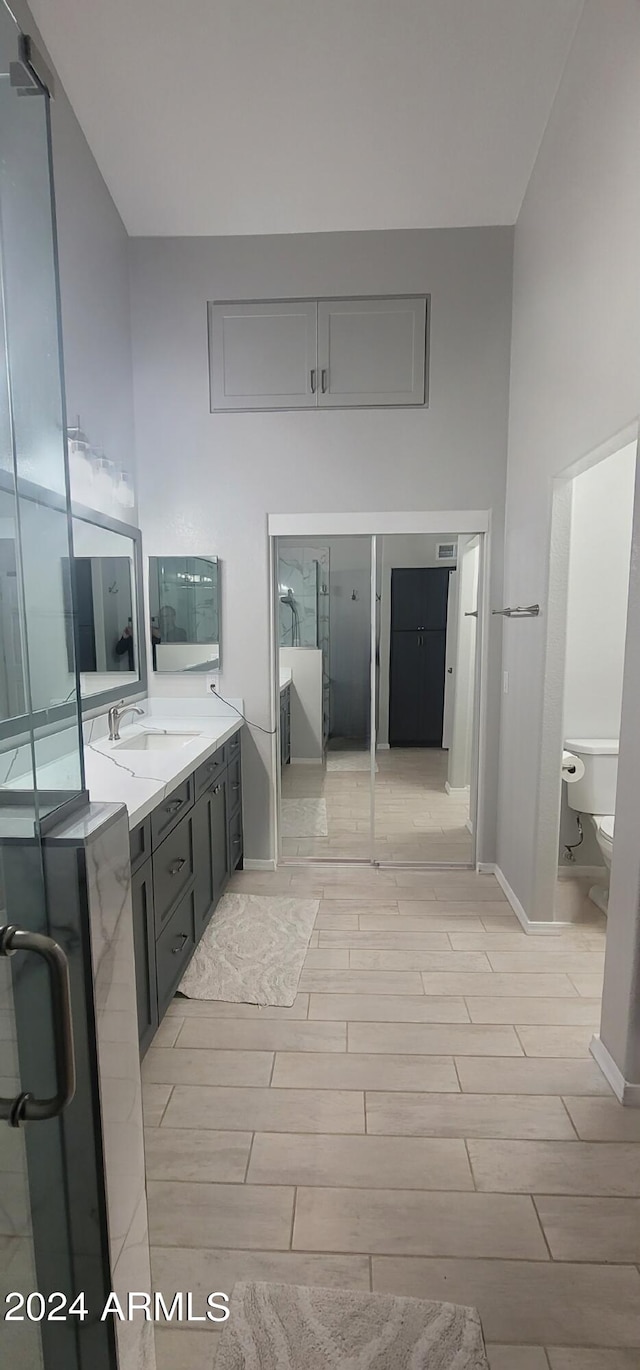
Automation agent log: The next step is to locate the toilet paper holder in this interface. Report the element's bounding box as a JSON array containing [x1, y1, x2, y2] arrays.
[[492, 604, 540, 618]]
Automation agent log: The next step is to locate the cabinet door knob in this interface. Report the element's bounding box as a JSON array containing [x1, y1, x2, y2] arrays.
[[232, 782, 240, 791], [169, 858, 186, 876], [166, 798, 183, 814], [171, 933, 189, 955], [213, 784, 222, 795]]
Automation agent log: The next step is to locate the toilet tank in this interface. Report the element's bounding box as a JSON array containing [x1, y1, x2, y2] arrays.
[[564, 738, 619, 814]]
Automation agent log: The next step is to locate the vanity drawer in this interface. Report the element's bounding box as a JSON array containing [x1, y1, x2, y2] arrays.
[[228, 805, 243, 870], [152, 813, 195, 933], [130, 816, 152, 874], [156, 888, 196, 1017], [195, 746, 226, 800], [151, 776, 194, 846], [227, 753, 242, 814]]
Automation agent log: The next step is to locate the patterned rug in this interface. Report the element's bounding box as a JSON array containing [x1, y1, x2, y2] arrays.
[[216, 1282, 488, 1369], [281, 797, 328, 837], [177, 895, 318, 1006]]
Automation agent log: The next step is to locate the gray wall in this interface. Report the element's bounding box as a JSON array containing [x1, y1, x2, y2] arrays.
[[498, 0, 640, 918], [16, 1, 136, 496], [129, 228, 513, 860]]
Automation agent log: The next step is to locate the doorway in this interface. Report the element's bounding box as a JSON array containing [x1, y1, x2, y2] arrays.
[[271, 517, 486, 869], [532, 427, 638, 929]]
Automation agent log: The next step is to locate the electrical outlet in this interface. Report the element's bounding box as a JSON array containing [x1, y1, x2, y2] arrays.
[[206, 673, 218, 694]]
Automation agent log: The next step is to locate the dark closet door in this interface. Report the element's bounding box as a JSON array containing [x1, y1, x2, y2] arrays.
[[389, 567, 450, 746], [389, 630, 423, 744], [391, 566, 449, 631]]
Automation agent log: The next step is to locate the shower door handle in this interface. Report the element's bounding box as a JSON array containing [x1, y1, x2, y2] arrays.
[[0, 925, 76, 1127]]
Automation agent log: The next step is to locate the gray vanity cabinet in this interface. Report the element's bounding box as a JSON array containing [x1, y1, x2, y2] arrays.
[[130, 729, 243, 1053]]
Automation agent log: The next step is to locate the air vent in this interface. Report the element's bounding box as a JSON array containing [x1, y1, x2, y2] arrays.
[[436, 541, 457, 561]]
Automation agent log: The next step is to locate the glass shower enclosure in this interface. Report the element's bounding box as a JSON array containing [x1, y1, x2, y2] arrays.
[[1, 6, 113, 1367]]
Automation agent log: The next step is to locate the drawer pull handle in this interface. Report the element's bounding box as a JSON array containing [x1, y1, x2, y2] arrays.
[[169, 858, 186, 876], [207, 761, 218, 771], [171, 933, 189, 955], [165, 799, 184, 814]]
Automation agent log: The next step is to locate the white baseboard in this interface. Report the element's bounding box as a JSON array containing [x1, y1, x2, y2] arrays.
[[445, 782, 470, 796], [243, 858, 277, 871], [557, 864, 606, 879], [492, 865, 571, 935], [290, 757, 323, 765], [590, 1035, 640, 1106]]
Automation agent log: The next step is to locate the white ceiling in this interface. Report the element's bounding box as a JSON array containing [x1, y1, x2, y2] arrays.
[[30, 0, 583, 237]]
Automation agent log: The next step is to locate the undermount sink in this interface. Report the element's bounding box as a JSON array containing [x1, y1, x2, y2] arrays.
[[112, 731, 200, 752]]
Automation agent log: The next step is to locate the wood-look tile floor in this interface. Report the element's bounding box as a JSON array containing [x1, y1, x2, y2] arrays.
[[280, 746, 473, 863], [144, 866, 640, 1370]]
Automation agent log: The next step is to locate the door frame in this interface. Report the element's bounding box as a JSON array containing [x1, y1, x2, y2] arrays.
[[268, 511, 490, 868]]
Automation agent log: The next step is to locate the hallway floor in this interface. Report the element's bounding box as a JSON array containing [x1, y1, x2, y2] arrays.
[[143, 865, 640, 1369], [281, 746, 473, 862]]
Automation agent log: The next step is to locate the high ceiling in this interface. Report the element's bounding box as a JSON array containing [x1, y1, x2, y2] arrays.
[[30, 0, 583, 237]]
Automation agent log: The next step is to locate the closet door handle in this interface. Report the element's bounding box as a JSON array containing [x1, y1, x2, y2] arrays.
[[310, 368, 317, 394], [321, 368, 328, 393]]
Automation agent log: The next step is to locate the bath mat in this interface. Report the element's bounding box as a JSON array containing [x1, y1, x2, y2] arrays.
[[216, 1282, 488, 1369], [177, 895, 318, 1007], [281, 797, 328, 837], [327, 751, 378, 772]]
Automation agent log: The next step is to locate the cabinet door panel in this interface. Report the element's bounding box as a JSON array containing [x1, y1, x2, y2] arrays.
[[193, 792, 215, 933], [318, 297, 427, 407], [210, 777, 229, 906], [131, 860, 157, 1056], [209, 300, 318, 410]]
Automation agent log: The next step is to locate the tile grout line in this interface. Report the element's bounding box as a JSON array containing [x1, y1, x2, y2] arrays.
[[530, 1194, 556, 1263], [242, 1133, 255, 1184]]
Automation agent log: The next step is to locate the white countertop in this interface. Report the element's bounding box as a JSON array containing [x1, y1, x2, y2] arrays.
[[280, 668, 292, 693], [84, 716, 242, 829], [5, 715, 242, 832]]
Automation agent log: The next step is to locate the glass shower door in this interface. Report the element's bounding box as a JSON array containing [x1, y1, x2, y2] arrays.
[[0, 5, 110, 1367]]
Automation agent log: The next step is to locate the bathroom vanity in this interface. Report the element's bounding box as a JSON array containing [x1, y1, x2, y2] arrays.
[[83, 716, 244, 1053]]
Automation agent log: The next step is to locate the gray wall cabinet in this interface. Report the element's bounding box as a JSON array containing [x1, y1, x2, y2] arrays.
[[130, 729, 243, 1052], [209, 300, 318, 410], [209, 296, 428, 411]]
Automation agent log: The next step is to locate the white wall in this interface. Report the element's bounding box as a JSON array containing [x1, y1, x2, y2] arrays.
[[564, 442, 636, 740], [497, 0, 640, 921], [129, 228, 513, 859]]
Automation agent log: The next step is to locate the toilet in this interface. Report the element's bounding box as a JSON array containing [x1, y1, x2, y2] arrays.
[[563, 738, 618, 913]]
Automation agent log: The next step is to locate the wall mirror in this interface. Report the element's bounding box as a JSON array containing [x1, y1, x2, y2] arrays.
[[70, 511, 145, 702], [149, 556, 220, 672]]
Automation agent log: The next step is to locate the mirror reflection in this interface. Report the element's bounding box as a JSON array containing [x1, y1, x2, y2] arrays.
[[70, 517, 139, 697], [149, 556, 220, 672]]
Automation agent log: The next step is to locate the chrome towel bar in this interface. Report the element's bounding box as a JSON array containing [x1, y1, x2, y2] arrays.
[[492, 604, 540, 618]]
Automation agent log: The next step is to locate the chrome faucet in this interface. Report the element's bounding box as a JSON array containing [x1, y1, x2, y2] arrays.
[[108, 701, 144, 742]]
